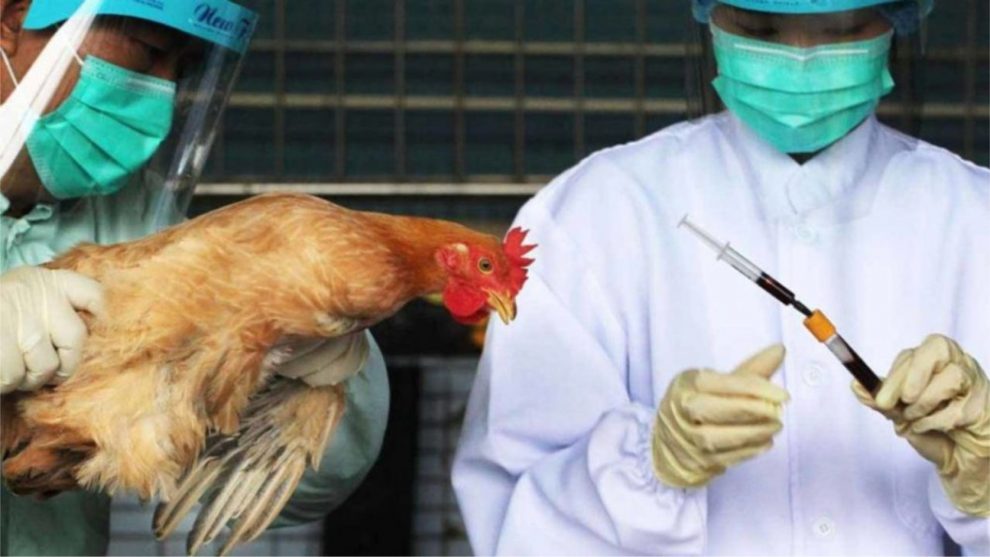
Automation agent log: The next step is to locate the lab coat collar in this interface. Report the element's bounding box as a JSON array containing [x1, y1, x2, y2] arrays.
[[1, 188, 57, 256], [725, 113, 888, 224], [0, 190, 54, 222]]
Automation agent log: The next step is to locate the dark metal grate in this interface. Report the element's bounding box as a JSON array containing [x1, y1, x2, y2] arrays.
[[410, 357, 477, 556], [208, 0, 988, 192]]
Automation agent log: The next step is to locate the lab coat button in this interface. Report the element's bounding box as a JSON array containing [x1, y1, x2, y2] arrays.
[[803, 363, 827, 387], [794, 224, 818, 243], [812, 517, 835, 538]]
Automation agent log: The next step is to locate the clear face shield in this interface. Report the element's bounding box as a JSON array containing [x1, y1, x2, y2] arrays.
[[684, 0, 931, 154], [0, 0, 257, 232]]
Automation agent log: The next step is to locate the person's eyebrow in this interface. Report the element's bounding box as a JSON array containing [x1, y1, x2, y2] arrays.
[[816, 8, 881, 29], [124, 19, 184, 52]]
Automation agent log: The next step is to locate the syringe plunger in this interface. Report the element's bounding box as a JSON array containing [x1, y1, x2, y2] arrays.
[[678, 215, 762, 281]]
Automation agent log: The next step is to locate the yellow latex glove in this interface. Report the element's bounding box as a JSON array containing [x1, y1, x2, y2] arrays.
[[853, 334, 989, 517], [651, 344, 789, 488]]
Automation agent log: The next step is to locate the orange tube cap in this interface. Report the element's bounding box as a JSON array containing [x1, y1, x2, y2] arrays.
[[803, 310, 836, 343]]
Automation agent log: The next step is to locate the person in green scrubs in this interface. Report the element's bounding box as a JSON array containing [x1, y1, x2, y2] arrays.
[[0, 1, 389, 554]]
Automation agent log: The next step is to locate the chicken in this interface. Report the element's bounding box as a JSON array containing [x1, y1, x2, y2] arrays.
[[1, 192, 534, 554]]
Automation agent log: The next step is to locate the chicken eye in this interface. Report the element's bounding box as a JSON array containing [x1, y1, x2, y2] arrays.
[[477, 258, 493, 274]]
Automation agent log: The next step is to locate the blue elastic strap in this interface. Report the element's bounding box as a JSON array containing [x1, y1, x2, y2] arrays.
[[23, 0, 258, 54], [691, 0, 933, 34]]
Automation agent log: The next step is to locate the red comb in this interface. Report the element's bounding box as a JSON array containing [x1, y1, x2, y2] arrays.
[[503, 227, 536, 294]]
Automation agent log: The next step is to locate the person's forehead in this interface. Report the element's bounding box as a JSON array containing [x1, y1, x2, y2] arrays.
[[87, 16, 212, 66], [718, 5, 883, 25], [93, 16, 185, 46]]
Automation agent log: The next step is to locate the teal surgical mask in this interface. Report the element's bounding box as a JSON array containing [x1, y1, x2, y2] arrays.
[[8, 49, 176, 199], [710, 22, 894, 154]]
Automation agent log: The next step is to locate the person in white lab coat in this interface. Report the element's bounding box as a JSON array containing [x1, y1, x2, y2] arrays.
[[452, 0, 990, 554]]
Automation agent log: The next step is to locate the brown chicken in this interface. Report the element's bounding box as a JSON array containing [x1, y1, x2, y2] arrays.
[[1, 192, 534, 555]]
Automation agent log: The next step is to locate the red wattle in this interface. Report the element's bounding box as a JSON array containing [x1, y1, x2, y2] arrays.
[[443, 283, 488, 324]]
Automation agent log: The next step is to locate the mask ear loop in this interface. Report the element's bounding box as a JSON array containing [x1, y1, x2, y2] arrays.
[[49, 25, 86, 69], [58, 35, 86, 68], [68, 46, 84, 68], [1, 49, 19, 87], [1, 29, 85, 91]]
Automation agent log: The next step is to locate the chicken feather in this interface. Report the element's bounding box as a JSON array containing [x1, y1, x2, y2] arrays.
[[1, 193, 534, 554]]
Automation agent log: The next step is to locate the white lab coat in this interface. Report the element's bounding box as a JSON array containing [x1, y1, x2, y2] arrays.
[[452, 113, 990, 555]]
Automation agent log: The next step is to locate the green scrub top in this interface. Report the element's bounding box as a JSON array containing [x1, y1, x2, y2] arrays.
[[0, 183, 390, 556]]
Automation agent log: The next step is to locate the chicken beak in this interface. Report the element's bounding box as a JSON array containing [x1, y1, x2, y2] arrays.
[[486, 290, 517, 324]]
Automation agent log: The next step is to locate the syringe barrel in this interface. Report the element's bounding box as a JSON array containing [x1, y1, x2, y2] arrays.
[[678, 215, 798, 307], [679, 216, 763, 281], [755, 273, 798, 306], [718, 243, 762, 281]]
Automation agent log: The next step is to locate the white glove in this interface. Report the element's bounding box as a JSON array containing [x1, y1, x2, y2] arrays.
[[652, 344, 789, 488], [1, 266, 105, 394], [266, 332, 370, 387], [854, 334, 989, 516]]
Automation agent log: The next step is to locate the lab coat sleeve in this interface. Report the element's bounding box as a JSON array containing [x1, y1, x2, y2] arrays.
[[927, 473, 990, 554], [926, 218, 990, 554], [271, 332, 390, 527], [452, 199, 707, 555]]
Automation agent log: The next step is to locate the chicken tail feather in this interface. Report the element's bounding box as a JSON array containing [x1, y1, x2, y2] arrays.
[[153, 378, 346, 556], [217, 458, 306, 557], [153, 440, 233, 540]]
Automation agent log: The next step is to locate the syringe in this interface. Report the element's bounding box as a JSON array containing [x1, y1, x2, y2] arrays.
[[678, 215, 882, 395]]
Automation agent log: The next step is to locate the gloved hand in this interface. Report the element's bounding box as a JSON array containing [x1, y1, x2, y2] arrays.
[[853, 334, 989, 516], [266, 332, 370, 387], [1, 266, 105, 394], [651, 344, 789, 488]]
